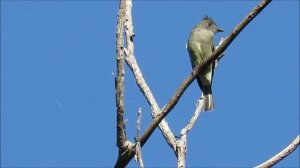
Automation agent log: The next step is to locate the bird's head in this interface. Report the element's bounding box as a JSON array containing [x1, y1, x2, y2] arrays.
[[199, 15, 223, 34]]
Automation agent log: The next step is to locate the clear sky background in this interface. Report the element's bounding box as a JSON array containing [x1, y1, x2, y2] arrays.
[[1, 1, 299, 167]]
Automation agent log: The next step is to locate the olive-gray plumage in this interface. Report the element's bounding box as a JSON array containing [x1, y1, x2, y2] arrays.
[[187, 16, 223, 112]]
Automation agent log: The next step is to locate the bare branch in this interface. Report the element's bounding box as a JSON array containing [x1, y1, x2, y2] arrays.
[[136, 108, 142, 139], [176, 135, 187, 168], [176, 97, 204, 168], [135, 142, 144, 168], [134, 108, 144, 168], [214, 37, 226, 69], [255, 135, 300, 168], [114, 0, 135, 167], [115, 0, 128, 152], [124, 48, 177, 150], [123, 0, 177, 151], [180, 98, 204, 136]]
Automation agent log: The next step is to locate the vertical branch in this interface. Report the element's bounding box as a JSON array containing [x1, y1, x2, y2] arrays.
[[135, 108, 144, 168], [135, 142, 144, 168], [114, 1, 137, 167], [176, 135, 187, 168], [136, 108, 142, 142], [115, 0, 128, 154]]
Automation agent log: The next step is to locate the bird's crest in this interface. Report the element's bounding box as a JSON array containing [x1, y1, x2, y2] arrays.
[[203, 15, 213, 22]]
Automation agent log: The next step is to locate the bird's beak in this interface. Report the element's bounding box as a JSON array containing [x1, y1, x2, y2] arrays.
[[216, 28, 224, 32]]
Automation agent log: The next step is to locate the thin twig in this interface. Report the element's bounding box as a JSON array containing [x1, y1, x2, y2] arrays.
[[214, 37, 226, 69], [135, 108, 144, 168], [180, 98, 204, 136], [255, 135, 300, 168], [135, 142, 144, 168], [136, 108, 142, 139]]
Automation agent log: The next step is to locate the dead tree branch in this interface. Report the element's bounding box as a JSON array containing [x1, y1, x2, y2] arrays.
[[115, 0, 134, 167], [123, 0, 177, 151], [176, 134, 187, 168], [255, 135, 300, 168], [115, 0, 127, 152], [180, 99, 204, 136], [135, 108, 144, 168]]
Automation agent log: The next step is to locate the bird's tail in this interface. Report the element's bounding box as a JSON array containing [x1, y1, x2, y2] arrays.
[[202, 94, 214, 112]]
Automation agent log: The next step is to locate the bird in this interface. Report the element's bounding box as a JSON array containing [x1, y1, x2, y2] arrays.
[[187, 16, 223, 112]]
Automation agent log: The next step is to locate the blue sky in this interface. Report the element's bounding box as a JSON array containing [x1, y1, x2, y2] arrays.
[[1, 1, 299, 167]]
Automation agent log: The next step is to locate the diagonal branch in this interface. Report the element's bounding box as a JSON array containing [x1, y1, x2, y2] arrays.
[[180, 99, 204, 136], [255, 135, 300, 168], [125, 51, 177, 149], [123, 0, 177, 151], [138, 0, 272, 147]]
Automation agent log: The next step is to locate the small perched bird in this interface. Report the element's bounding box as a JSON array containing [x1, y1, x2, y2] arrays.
[[187, 16, 223, 112]]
